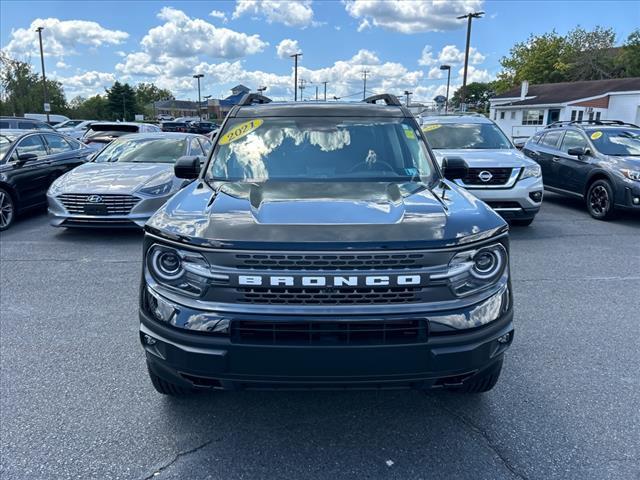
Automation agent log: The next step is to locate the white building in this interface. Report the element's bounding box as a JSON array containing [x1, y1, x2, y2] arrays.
[[490, 77, 640, 144]]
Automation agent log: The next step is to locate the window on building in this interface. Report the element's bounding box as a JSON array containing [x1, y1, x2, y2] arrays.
[[596, 112, 602, 121], [588, 111, 594, 121], [571, 110, 577, 121], [577, 111, 584, 121], [522, 109, 544, 125], [493, 110, 497, 120], [511, 111, 516, 120], [500, 111, 505, 120]]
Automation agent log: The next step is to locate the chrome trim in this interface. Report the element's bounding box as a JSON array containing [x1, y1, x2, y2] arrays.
[[492, 207, 523, 212], [455, 167, 522, 189]]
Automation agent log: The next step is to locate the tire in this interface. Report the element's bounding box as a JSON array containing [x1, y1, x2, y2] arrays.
[[0, 187, 15, 231], [510, 218, 534, 227], [147, 363, 193, 396], [586, 179, 616, 220], [451, 358, 503, 394]]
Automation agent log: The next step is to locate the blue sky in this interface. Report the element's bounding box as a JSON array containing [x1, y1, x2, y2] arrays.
[[1, 0, 638, 103]]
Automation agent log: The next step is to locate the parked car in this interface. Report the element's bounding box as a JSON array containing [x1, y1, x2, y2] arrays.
[[81, 122, 161, 150], [0, 130, 92, 230], [422, 114, 543, 226], [0, 116, 56, 131], [161, 121, 189, 133], [24, 113, 70, 126], [139, 93, 513, 396], [54, 120, 97, 140], [48, 133, 212, 228], [187, 121, 218, 135], [523, 120, 640, 219]]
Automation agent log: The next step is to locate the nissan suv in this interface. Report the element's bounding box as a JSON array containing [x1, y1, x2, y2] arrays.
[[523, 120, 640, 219], [422, 114, 543, 226], [139, 94, 514, 395]]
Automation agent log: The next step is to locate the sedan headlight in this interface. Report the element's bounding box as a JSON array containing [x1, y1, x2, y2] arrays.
[[48, 175, 66, 196], [433, 243, 508, 297], [146, 244, 225, 297], [520, 164, 541, 180], [138, 180, 174, 196], [620, 169, 640, 181]]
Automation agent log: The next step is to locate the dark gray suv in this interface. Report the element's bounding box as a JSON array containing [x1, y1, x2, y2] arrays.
[[523, 120, 640, 219]]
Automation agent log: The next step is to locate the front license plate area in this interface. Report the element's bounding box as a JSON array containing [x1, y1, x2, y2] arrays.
[[84, 204, 108, 215]]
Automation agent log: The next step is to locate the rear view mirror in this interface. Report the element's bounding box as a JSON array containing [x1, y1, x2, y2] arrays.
[[175, 156, 201, 179], [17, 152, 38, 163], [442, 156, 469, 181], [567, 147, 589, 157]]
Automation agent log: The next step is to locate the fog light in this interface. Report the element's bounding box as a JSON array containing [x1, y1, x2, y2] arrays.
[[633, 197, 640, 205], [497, 332, 511, 344], [529, 191, 543, 202]]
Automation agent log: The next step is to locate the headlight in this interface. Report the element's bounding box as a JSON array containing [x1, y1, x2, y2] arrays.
[[146, 244, 222, 297], [433, 243, 508, 297], [620, 169, 640, 181], [520, 164, 541, 180], [138, 180, 174, 196], [48, 176, 65, 196]]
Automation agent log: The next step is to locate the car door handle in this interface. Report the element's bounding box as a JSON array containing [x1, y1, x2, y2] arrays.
[[552, 156, 561, 162]]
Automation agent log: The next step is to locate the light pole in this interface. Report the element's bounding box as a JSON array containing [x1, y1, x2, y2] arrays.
[[35, 27, 49, 123], [456, 11, 484, 110], [193, 73, 204, 120], [440, 65, 451, 113], [290, 53, 302, 101], [404, 90, 412, 107], [298, 79, 307, 101], [322, 81, 328, 101], [257, 86, 267, 95], [122, 93, 126, 121], [362, 70, 369, 100]]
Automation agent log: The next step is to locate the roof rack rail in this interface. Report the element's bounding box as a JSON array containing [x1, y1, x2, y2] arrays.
[[238, 93, 272, 106], [546, 119, 639, 129], [363, 94, 402, 106]]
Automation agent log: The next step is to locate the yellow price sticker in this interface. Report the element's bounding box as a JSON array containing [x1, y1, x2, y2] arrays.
[[590, 131, 603, 140], [422, 124, 441, 132], [219, 119, 264, 145], [405, 129, 416, 139]]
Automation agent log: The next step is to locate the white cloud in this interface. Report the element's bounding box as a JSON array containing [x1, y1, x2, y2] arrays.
[[419, 44, 485, 67], [357, 19, 371, 32], [115, 51, 127, 57], [276, 39, 301, 59], [55, 70, 115, 97], [418, 45, 436, 66], [209, 10, 228, 22], [3, 17, 128, 58], [345, 0, 484, 34], [427, 67, 443, 79], [55, 60, 69, 69], [457, 65, 492, 83], [233, 0, 315, 28]]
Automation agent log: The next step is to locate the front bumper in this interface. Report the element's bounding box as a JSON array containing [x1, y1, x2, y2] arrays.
[[461, 176, 543, 221], [47, 193, 172, 228], [615, 181, 640, 211], [140, 292, 514, 391]]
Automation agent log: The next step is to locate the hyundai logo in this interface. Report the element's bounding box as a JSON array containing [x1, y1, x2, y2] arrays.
[[87, 195, 103, 203], [478, 171, 493, 182]]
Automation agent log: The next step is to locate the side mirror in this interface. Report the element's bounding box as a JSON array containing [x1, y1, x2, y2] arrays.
[[567, 147, 589, 157], [442, 156, 469, 181], [17, 152, 38, 163], [175, 155, 201, 179]]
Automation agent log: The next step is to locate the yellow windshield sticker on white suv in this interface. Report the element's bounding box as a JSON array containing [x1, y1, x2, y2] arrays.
[[219, 119, 263, 145], [590, 131, 603, 140], [422, 124, 441, 132]]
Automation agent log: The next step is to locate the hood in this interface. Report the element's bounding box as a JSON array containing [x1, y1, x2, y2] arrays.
[[55, 162, 174, 194], [432, 149, 535, 168], [147, 181, 506, 249]]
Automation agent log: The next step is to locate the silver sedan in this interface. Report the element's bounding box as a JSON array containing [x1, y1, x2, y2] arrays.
[[47, 132, 212, 228]]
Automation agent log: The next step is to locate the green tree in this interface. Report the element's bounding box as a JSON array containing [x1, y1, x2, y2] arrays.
[[0, 52, 68, 116], [68, 94, 110, 120], [565, 26, 617, 81], [106, 81, 136, 121], [134, 82, 174, 119], [451, 82, 496, 112], [615, 29, 640, 77]]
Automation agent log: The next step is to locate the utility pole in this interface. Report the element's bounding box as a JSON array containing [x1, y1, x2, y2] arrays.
[[322, 81, 328, 101], [35, 27, 49, 123], [298, 79, 306, 101], [440, 65, 451, 113], [122, 93, 126, 121], [315, 85, 318, 101], [362, 70, 370, 100], [404, 90, 412, 107], [193, 73, 204, 120], [456, 11, 484, 110], [290, 53, 302, 101]]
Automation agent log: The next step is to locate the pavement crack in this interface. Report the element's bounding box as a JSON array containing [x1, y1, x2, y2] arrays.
[[433, 399, 529, 480], [142, 439, 213, 480]]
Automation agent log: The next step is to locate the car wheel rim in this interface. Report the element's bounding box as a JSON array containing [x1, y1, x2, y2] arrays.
[[589, 185, 609, 215], [0, 192, 14, 227]]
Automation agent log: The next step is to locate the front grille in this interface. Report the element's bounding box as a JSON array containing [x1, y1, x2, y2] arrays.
[[234, 253, 426, 271], [462, 168, 513, 186], [231, 319, 427, 345], [236, 287, 421, 305], [58, 193, 140, 215]]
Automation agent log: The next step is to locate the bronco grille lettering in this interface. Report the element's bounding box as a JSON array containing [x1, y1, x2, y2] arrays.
[[237, 274, 427, 287]]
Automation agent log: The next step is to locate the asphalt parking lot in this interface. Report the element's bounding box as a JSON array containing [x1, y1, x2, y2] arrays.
[[1, 193, 638, 480]]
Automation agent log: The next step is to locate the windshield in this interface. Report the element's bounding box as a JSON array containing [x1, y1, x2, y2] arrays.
[[93, 137, 186, 164], [207, 117, 434, 182], [56, 120, 83, 129], [422, 122, 513, 150], [587, 128, 640, 156], [0, 134, 17, 157]]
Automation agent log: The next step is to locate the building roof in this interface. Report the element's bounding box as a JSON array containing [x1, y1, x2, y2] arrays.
[[492, 77, 640, 106]]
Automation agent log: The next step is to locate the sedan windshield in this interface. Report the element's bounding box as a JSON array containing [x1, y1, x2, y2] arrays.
[[93, 137, 186, 164], [587, 128, 640, 156], [207, 117, 434, 182], [55, 120, 84, 129], [422, 123, 513, 150], [0, 134, 18, 157]]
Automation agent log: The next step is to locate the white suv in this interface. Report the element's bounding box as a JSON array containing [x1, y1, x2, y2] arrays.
[[422, 114, 543, 226]]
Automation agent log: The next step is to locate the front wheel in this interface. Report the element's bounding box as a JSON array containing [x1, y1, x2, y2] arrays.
[[586, 179, 616, 220], [0, 187, 15, 231]]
